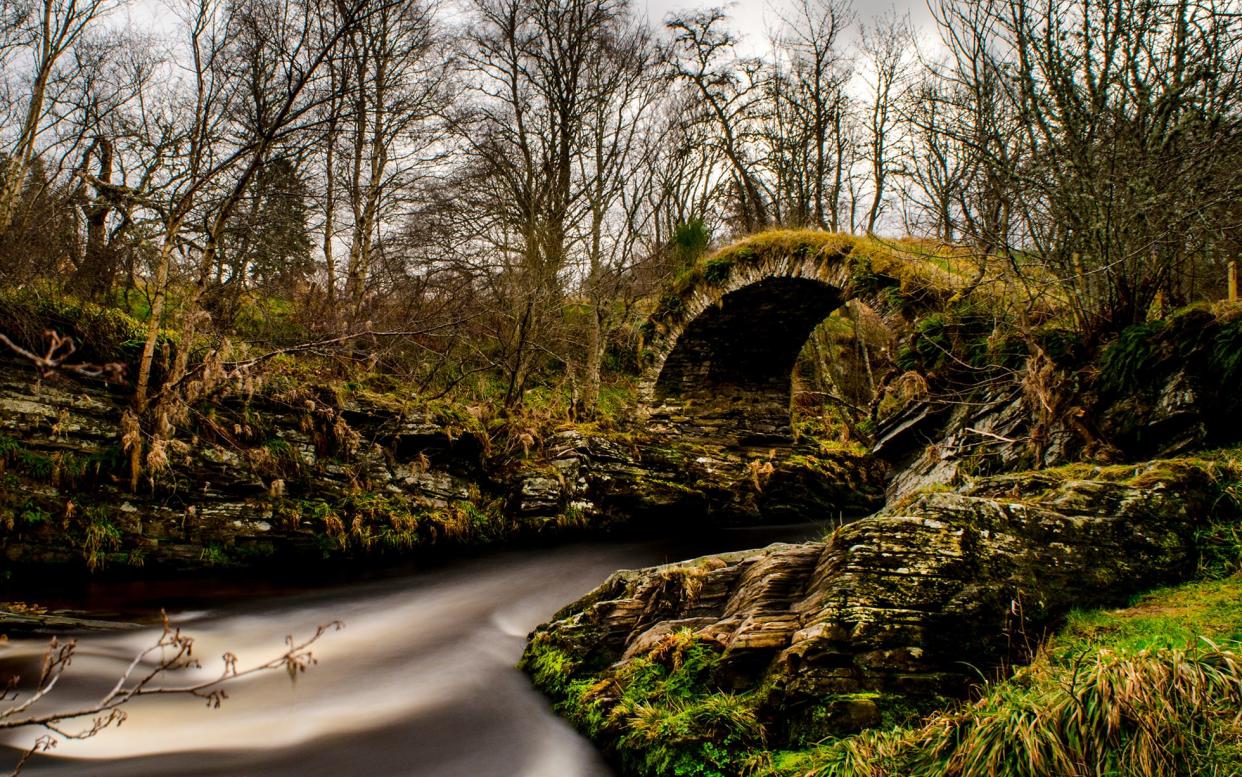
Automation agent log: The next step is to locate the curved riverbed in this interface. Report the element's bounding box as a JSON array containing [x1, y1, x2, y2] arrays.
[[2, 523, 827, 776]]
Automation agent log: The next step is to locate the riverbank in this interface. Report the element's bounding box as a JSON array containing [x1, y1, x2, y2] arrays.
[[521, 452, 1242, 777], [0, 354, 883, 582]]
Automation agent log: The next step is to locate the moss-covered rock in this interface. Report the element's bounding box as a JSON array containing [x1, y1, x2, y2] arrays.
[[1095, 305, 1242, 457], [0, 358, 885, 577], [521, 456, 1242, 776]]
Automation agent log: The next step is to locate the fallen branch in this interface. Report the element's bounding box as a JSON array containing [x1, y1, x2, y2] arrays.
[[225, 323, 472, 372], [795, 389, 868, 415], [964, 426, 1021, 444], [152, 321, 475, 404]]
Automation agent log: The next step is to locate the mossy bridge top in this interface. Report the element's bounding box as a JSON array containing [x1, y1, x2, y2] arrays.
[[637, 231, 966, 446]]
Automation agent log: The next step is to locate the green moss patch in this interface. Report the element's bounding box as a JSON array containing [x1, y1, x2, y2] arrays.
[[649, 231, 975, 336], [0, 287, 156, 367], [1053, 577, 1242, 655], [524, 629, 768, 777]]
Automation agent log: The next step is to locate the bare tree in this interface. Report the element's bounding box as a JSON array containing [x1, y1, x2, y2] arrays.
[[859, 10, 908, 235], [130, 0, 404, 413], [640, 95, 725, 249], [302, 0, 349, 323], [667, 9, 771, 233], [574, 13, 661, 414], [0, 0, 113, 236], [458, 0, 633, 406], [60, 27, 163, 298], [767, 0, 854, 231], [930, 0, 1242, 331], [336, 0, 451, 329], [927, 0, 1023, 259], [896, 65, 972, 243]]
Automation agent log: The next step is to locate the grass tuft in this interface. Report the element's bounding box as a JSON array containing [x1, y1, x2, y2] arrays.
[[751, 575, 1242, 777]]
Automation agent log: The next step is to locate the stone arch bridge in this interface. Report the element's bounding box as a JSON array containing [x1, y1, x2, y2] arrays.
[[638, 231, 948, 446]]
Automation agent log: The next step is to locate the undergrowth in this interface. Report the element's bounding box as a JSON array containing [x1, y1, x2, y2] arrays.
[[1097, 305, 1242, 407], [525, 629, 767, 777], [749, 575, 1242, 777]]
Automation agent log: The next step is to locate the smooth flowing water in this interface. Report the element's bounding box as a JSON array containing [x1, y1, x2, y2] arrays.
[[2, 523, 826, 776]]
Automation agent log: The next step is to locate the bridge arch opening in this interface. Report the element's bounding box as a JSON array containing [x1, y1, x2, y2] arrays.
[[792, 299, 896, 438], [649, 276, 855, 445], [638, 231, 931, 447]]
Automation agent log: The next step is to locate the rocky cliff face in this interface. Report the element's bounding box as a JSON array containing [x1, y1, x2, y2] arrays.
[[521, 459, 1236, 766], [0, 360, 883, 576], [872, 386, 1055, 501], [875, 306, 1242, 502]]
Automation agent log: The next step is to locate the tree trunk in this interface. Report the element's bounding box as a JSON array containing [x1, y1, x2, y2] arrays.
[[582, 305, 602, 418], [0, 66, 53, 235], [323, 132, 338, 326], [72, 137, 116, 299], [134, 229, 180, 414]]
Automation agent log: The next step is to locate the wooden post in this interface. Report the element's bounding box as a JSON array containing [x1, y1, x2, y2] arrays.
[[1229, 259, 1239, 303]]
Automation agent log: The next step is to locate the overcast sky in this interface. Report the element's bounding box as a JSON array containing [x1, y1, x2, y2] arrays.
[[119, 0, 936, 59], [121, 0, 934, 44], [641, 0, 935, 52]]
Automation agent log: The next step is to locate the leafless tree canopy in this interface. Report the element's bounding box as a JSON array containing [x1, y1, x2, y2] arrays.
[[0, 0, 1239, 413]]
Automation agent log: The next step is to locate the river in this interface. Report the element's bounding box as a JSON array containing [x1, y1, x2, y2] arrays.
[[1, 523, 827, 776]]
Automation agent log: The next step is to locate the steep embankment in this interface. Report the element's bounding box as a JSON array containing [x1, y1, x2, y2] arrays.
[[0, 357, 882, 577], [758, 572, 1242, 776], [875, 303, 1242, 499], [522, 456, 1242, 776]]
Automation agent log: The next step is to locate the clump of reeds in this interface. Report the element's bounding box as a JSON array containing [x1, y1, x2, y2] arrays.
[[806, 642, 1242, 777]]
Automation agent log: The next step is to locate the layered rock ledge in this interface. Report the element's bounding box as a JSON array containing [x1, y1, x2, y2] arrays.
[[0, 361, 883, 576], [521, 459, 1237, 766]]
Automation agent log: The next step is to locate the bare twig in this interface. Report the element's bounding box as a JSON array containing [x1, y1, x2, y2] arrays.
[[0, 332, 126, 383], [1, 614, 343, 776], [964, 426, 1020, 444]]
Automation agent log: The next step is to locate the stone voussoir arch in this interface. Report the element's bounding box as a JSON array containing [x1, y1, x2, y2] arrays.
[[638, 230, 937, 445]]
